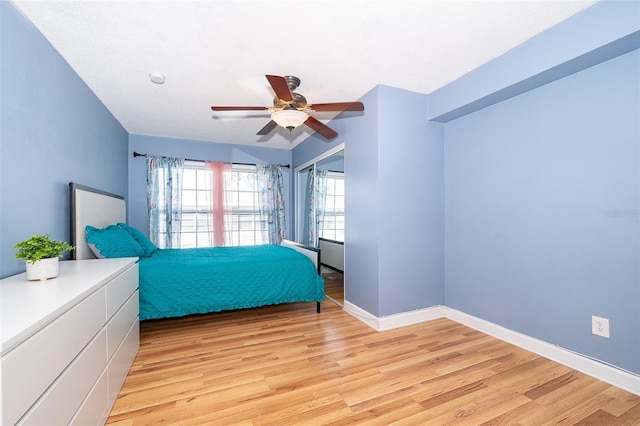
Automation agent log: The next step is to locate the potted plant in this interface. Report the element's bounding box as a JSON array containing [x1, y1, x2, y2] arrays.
[[14, 234, 74, 281]]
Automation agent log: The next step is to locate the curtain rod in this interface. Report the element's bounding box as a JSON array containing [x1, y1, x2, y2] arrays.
[[132, 151, 290, 169]]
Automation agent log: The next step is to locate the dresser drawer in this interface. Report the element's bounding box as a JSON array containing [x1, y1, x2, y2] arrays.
[[71, 368, 110, 426], [107, 290, 139, 360], [108, 318, 140, 406], [106, 264, 138, 320], [20, 329, 107, 425], [1, 287, 107, 426]]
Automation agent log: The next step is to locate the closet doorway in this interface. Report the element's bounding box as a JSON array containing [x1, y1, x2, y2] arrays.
[[296, 144, 344, 306]]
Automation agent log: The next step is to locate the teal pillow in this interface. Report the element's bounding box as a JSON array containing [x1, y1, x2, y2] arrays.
[[117, 223, 158, 257], [85, 225, 145, 259]]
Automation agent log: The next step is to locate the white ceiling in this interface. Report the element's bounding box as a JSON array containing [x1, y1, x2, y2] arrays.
[[12, 0, 595, 149]]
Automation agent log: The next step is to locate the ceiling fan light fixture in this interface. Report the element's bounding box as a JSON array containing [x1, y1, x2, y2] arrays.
[[271, 109, 308, 131]]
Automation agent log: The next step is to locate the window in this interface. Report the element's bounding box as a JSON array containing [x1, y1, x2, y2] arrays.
[[320, 172, 345, 242], [179, 162, 211, 248], [223, 164, 265, 246], [164, 161, 265, 248]]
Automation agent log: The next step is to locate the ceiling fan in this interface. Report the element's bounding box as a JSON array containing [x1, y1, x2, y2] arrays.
[[211, 75, 364, 140]]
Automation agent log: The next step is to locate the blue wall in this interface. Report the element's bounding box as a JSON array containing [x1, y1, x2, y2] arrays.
[[376, 86, 444, 316], [437, 0, 640, 374], [444, 49, 639, 374], [128, 134, 292, 238], [0, 2, 128, 278], [292, 129, 347, 168], [293, 86, 445, 317]]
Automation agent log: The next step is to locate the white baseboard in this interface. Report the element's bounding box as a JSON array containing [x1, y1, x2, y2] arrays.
[[342, 301, 379, 330], [342, 301, 640, 396], [444, 307, 640, 396], [343, 301, 446, 331]]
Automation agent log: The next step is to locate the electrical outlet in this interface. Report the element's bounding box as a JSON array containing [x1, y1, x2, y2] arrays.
[[592, 315, 610, 338]]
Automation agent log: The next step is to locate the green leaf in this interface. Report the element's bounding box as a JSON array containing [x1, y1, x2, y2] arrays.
[[14, 233, 75, 263]]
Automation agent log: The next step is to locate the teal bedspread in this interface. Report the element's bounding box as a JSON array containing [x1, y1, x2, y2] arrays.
[[138, 244, 325, 320]]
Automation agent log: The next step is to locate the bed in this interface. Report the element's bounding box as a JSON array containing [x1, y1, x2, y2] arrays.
[[69, 182, 325, 320]]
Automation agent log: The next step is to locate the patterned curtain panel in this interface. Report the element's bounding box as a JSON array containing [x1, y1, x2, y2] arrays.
[[306, 168, 328, 247], [257, 165, 286, 245], [314, 169, 328, 244], [305, 168, 316, 246], [146, 155, 185, 248]]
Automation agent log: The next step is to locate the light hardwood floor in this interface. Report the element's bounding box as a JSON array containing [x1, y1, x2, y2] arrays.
[[107, 302, 639, 425]]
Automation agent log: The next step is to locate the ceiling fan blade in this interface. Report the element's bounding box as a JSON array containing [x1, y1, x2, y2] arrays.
[[257, 120, 278, 135], [305, 116, 338, 140], [309, 101, 364, 112], [211, 106, 268, 111], [266, 75, 294, 102]]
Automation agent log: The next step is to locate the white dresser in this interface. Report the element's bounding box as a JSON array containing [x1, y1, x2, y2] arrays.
[[1, 258, 139, 425]]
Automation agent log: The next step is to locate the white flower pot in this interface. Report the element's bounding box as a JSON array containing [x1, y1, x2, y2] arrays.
[[26, 257, 59, 281]]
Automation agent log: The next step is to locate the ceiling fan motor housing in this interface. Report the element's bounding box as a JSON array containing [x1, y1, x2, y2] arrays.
[[272, 76, 307, 110], [274, 92, 307, 110], [283, 76, 301, 91]]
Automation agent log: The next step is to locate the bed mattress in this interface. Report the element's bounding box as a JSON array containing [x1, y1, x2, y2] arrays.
[[138, 244, 325, 320]]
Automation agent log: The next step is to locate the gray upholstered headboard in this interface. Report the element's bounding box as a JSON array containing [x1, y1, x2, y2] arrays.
[[69, 182, 126, 260]]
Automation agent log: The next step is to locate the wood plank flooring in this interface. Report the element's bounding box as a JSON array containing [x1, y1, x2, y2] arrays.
[[106, 302, 640, 425]]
